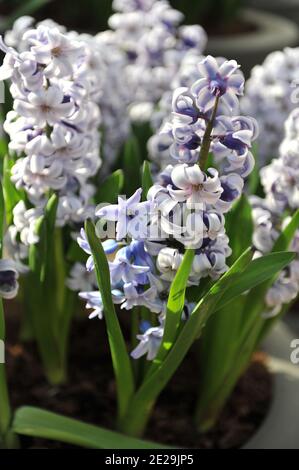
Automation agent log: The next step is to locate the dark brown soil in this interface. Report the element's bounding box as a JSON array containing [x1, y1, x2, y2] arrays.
[[5, 304, 272, 449]]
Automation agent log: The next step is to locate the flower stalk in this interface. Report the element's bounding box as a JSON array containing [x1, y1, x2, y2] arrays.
[[198, 95, 219, 170]]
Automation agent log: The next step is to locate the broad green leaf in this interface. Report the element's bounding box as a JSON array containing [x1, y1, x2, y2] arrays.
[[128, 248, 292, 435], [196, 296, 245, 429], [27, 195, 65, 385], [195, 248, 296, 430], [85, 220, 134, 421], [44, 194, 60, 277], [248, 142, 261, 194], [215, 251, 296, 312], [2, 155, 24, 225], [28, 216, 45, 282], [13, 407, 167, 449], [256, 210, 299, 341], [0, 82, 13, 121], [1, 0, 50, 29], [123, 137, 141, 195], [95, 169, 124, 205], [273, 209, 299, 252], [225, 195, 253, 264], [0, 138, 8, 161], [148, 249, 194, 374], [257, 300, 292, 344], [141, 160, 153, 201], [132, 121, 153, 162], [241, 208, 299, 342], [186, 277, 212, 303], [195, 315, 264, 432]]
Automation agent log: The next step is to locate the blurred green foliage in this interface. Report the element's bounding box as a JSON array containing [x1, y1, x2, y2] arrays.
[[39, 0, 113, 32], [171, 0, 244, 25], [0, 0, 50, 30], [0, 0, 245, 34]]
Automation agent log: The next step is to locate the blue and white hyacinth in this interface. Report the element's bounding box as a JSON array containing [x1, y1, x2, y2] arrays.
[[78, 55, 257, 360]]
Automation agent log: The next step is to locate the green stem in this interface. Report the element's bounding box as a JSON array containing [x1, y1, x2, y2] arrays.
[[198, 96, 219, 170], [118, 401, 154, 438], [27, 199, 68, 386], [131, 307, 139, 350], [54, 228, 66, 315], [195, 317, 264, 432], [131, 308, 147, 386]]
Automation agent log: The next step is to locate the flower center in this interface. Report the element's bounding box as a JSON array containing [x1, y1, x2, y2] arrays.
[[192, 183, 203, 192], [52, 46, 62, 57], [40, 104, 51, 113]]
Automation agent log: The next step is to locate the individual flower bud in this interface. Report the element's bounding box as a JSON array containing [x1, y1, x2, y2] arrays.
[[0, 259, 19, 299]]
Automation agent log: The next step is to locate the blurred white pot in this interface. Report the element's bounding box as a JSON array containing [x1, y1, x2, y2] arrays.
[[206, 9, 298, 76], [244, 322, 299, 449], [248, 0, 299, 25]]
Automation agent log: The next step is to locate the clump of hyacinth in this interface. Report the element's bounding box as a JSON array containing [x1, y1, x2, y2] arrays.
[[108, 0, 207, 122], [81, 30, 131, 170], [251, 107, 299, 317], [242, 47, 299, 166], [1, 16, 132, 189], [78, 56, 258, 360], [0, 18, 104, 261]]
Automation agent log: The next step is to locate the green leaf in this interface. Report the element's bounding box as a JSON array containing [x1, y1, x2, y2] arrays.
[[0, 82, 13, 121], [2, 155, 24, 225], [141, 161, 153, 201], [195, 251, 295, 431], [0, 138, 8, 161], [243, 209, 299, 343], [85, 220, 134, 422], [95, 169, 124, 205], [148, 249, 194, 374], [185, 277, 212, 304], [13, 407, 167, 449], [256, 211, 299, 341], [195, 299, 245, 431], [215, 251, 296, 312], [273, 209, 299, 252], [132, 121, 153, 162], [248, 142, 261, 194], [192, 204, 299, 432], [123, 137, 141, 195], [27, 194, 65, 385], [1, 0, 50, 29], [225, 195, 253, 264], [119, 248, 254, 437]]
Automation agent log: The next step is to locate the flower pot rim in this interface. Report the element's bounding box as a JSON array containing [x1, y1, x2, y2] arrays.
[[140, 322, 299, 449], [249, 0, 299, 8], [207, 8, 298, 51], [244, 322, 299, 449]]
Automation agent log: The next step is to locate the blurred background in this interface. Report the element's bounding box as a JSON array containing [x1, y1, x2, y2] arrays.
[[0, 0, 297, 34], [1, 0, 299, 76]]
